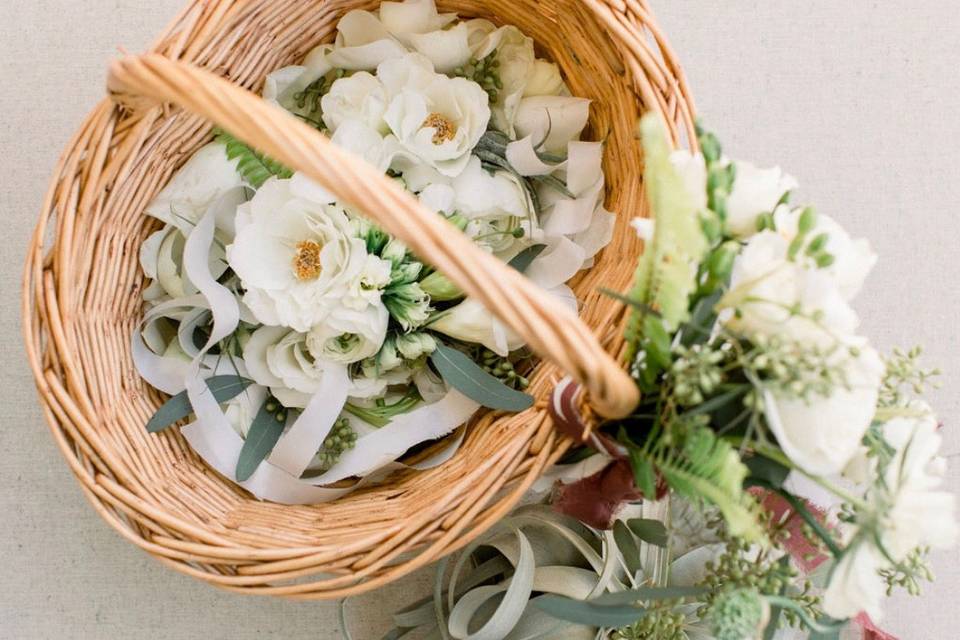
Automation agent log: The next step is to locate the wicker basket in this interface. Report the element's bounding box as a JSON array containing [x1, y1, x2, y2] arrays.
[[22, 0, 695, 599]]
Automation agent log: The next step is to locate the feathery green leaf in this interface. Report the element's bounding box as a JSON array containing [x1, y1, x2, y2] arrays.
[[216, 130, 292, 188]]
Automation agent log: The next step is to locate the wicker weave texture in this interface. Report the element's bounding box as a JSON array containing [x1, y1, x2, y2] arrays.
[[22, 0, 695, 599]]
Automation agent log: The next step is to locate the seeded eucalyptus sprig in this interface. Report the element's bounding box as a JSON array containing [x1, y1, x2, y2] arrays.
[[453, 51, 502, 102]]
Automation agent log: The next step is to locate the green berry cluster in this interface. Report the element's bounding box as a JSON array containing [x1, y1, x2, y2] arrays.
[[745, 334, 850, 401], [699, 537, 820, 631], [879, 345, 941, 407], [315, 418, 358, 472], [264, 397, 288, 424], [612, 601, 687, 640], [670, 344, 726, 406], [454, 52, 502, 102], [480, 349, 529, 389], [879, 546, 934, 596]]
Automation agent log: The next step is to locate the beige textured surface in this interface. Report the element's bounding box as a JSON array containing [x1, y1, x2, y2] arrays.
[[2, 1, 958, 638]]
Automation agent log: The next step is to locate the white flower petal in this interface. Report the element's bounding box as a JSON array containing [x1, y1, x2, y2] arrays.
[[514, 96, 591, 153], [763, 343, 884, 475], [408, 23, 471, 73]]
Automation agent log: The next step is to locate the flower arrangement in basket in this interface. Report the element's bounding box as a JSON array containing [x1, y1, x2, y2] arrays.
[[132, 1, 619, 501], [23, 0, 956, 625], [365, 94, 959, 640]]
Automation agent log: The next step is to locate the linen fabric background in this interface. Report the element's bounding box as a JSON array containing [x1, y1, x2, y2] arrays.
[[1, 1, 958, 637]]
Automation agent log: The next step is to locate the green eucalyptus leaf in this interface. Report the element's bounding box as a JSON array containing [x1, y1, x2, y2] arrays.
[[146, 375, 254, 433], [613, 520, 642, 575], [430, 344, 534, 412], [533, 594, 646, 628], [626, 518, 668, 547], [591, 585, 709, 606], [235, 400, 286, 482], [508, 244, 547, 273]]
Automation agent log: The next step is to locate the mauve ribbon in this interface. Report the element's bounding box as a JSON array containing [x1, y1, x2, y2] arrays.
[[547, 377, 664, 529]]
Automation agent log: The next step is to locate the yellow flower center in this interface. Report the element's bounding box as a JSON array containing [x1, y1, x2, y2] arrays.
[[422, 112, 458, 144], [293, 240, 323, 281]]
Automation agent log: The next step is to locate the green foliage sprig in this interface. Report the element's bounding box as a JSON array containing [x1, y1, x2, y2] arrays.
[[216, 130, 292, 188]]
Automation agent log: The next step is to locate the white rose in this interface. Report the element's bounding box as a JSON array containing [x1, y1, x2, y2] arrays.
[[879, 406, 958, 558], [523, 60, 566, 98], [473, 25, 535, 134], [321, 72, 389, 134], [326, 1, 458, 71], [722, 228, 860, 346], [762, 342, 884, 475], [725, 161, 797, 237], [243, 326, 323, 408], [822, 538, 886, 622], [663, 151, 797, 238], [378, 0, 456, 39], [771, 207, 877, 300], [306, 304, 389, 365], [244, 324, 388, 409], [227, 177, 388, 334], [145, 142, 244, 230], [379, 54, 490, 177], [326, 10, 409, 71]]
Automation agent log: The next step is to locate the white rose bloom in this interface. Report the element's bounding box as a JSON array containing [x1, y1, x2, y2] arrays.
[[663, 151, 797, 238], [472, 25, 535, 134], [321, 72, 389, 133], [379, 53, 490, 177], [326, 0, 457, 70], [523, 60, 566, 98], [227, 177, 389, 334], [244, 324, 388, 409], [879, 406, 958, 558], [145, 142, 243, 230], [722, 228, 860, 347], [726, 160, 797, 237], [763, 342, 884, 475], [772, 207, 877, 300], [823, 537, 887, 622], [306, 304, 390, 365], [824, 405, 957, 622], [378, 0, 456, 40], [326, 10, 409, 70]]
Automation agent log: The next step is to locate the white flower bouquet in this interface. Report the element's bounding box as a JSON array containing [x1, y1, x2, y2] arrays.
[[133, 0, 614, 503], [373, 118, 958, 639]]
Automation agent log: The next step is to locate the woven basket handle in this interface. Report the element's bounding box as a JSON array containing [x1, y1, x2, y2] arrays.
[[107, 54, 639, 419]]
